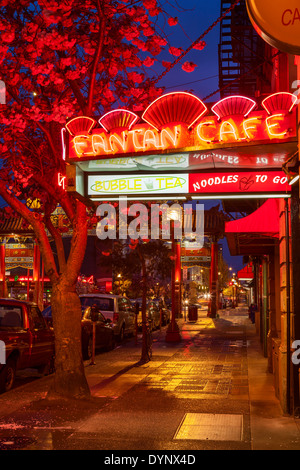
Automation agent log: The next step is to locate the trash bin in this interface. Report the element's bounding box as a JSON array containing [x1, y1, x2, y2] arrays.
[[188, 305, 198, 322]]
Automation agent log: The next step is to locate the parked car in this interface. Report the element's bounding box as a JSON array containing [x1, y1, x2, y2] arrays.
[[42, 302, 115, 359], [133, 299, 161, 330], [81, 306, 115, 359], [151, 299, 171, 326], [43, 294, 135, 343], [80, 294, 135, 342], [0, 299, 55, 393]]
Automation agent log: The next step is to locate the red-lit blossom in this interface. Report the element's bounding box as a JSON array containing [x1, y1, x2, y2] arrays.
[[182, 61, 197, 72], [169, 46, 183, 57], [193, 40, 206, 51], [168, 17, 178, 26]]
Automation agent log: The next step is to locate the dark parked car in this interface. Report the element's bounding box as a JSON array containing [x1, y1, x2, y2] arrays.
[[0, 299, 55, 393], [81, 306, 115, 359], [133, 299, 163, 330], [151, 299, 171, 326], [42, 304, 115, 360], [80, 294, 135, 341]]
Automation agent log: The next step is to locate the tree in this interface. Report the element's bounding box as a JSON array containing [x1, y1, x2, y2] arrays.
[[0, 0, 205, 399], [100, 236, 173, 363]]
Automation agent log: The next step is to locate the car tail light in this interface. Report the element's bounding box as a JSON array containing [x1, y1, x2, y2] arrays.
[[113, 312, 119, 322]]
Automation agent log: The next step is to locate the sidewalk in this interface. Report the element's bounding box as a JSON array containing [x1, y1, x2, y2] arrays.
[[0, 307, 299, 450]]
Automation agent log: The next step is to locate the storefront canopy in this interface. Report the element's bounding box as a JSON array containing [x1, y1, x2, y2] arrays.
[[225, 199, 280, 256]]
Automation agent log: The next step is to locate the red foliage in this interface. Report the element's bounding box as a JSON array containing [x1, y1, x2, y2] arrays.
[[182, 61, 197, 72], [193, 40, 206, 51], [168, 17, 178, 26]]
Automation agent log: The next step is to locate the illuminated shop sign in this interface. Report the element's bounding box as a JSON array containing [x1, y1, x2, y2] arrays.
[[246, 0, 300, 55], [64, 92, 297, 162], [88, 174, 189, 196], [80, 150, 289, 173], [190, 171, 290, 194], [87, 171, 290, 197], [5, 243, 34, 270], [86, 154, 190, 171]]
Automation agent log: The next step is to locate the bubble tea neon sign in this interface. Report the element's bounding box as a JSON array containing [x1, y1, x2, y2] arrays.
[[64, 92, 297, 161]]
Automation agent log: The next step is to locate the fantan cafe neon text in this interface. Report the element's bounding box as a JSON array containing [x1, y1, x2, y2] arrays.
[[67, 111, 296, 161]]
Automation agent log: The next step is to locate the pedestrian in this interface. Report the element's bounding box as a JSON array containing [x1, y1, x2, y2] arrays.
[[249, 303, 256, 324]]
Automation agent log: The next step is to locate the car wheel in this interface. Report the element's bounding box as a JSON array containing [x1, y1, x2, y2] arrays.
[[0, 358, 17, 394], [83, 336, 93, 360], [37, 356, 55, 376], [106, 334, 115, 351]]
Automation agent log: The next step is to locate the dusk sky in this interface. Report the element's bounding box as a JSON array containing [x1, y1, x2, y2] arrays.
[[155, 1, 244, 272], [156, 1, 221, 101]]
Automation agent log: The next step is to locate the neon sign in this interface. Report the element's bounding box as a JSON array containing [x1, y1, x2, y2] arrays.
[[190, 171, 290, 194], [87, 171, 290, 197], [246, 0, 300, 55], [88, 174, 189, 196], [58, 172, 66, 190], [64, 92, 297, 162]]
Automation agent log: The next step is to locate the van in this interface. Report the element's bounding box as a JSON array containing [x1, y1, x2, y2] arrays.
[[80, 294, 135, 342]]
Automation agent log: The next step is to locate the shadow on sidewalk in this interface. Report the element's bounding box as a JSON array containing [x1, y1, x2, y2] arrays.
[[90, 361, 142, 394]]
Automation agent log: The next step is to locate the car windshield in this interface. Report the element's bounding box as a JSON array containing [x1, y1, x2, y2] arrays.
[[0, 305, 23, 328], [80, 297, 114, 311]]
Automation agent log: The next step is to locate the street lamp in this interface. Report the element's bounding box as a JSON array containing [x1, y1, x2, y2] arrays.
[[117, 273, 122, 295], [165, 209, 181, 343], [184, 298, 188, 321]]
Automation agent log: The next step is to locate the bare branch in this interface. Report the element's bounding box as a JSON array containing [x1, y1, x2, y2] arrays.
[[44, 215, 67, 273], [86, 3, 106, 115]]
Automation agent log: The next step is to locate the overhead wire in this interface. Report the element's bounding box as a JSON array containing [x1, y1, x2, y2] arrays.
[[153, 0, 241, 85], [164, 74, 219, 89]]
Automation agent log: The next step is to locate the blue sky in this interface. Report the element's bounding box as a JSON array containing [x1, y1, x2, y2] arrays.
[[155, 1, 244, 272], [156, 0, 222, 101]]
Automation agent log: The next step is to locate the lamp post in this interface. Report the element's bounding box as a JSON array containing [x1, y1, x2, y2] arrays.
[[208, 236, 219, 318], [184, 299, 188, 321], [117, 273, 122, 295], [165, 212, 181, 343]]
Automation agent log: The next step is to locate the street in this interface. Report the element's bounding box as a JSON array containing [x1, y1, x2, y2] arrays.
[[0, 306, 299, 451]]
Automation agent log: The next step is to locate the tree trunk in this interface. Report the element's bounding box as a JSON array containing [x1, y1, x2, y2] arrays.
[[47, 280, 90, 400], [140, 252, 149, 364]]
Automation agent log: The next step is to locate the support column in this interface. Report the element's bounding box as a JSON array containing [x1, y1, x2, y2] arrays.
[[175, 239, 181, 318], [278, 198, 292, 414], [267, 250, 279, 373], [166, 221, 181, 343], [208, 237, 218, 318], [291, 186, 300, 416], [262, 257, 269, 358], [0, 241, 7, 298], [292, 55, 300, 416]]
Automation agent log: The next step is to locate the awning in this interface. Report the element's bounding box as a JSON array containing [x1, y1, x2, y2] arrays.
[[225, 199, 280, 256], [237, 264, 254, 281]]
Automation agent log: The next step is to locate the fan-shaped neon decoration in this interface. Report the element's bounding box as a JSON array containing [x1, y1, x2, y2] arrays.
[[99, 109, 139, 133], [261, 92, 297, 115], [211, 96, 257, 120], [142, 92, 208, 130], [65, 116, 96, 136]]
